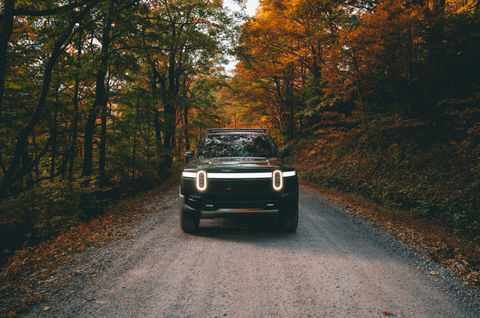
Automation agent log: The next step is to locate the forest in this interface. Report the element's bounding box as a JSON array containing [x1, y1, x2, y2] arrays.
[[0, 0, 479, 274], [0, 0, 241, 267], [228, 0, 480, 247]]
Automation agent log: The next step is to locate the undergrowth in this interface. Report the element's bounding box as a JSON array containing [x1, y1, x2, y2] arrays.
[[0, 174, 165, 269], [0, 175, 179, 318], [294, 115, 480, 245]]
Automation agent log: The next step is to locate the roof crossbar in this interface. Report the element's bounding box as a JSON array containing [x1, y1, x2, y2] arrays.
[[206, 128, 267, 133]]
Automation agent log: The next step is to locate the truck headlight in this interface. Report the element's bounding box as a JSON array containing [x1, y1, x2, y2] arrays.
[[196, 171, 207, 191], [273, 170, 282, 190]]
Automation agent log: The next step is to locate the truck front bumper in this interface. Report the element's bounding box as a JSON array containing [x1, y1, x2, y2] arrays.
[[179, 194, 297, 220]]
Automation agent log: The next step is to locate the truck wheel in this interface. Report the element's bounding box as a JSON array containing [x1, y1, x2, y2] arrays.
[[180, 210, 199, 233], [279, 208, 298, 232]]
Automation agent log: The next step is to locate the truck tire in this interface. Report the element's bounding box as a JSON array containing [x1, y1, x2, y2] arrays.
[[279, 207, 298, 232], [180, 210, 199, 233]]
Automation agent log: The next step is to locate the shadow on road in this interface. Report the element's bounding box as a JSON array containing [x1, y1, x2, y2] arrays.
[[189, 216, 297, 241]]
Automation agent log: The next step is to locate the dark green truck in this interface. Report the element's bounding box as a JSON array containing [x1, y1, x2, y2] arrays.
[[179, 128, 298, 233]]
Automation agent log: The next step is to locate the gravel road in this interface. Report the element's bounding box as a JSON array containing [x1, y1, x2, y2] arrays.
[[22, 185, 480, 317]]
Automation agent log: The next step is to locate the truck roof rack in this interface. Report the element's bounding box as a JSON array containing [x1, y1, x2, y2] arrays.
[[206, 128, 267, 133]]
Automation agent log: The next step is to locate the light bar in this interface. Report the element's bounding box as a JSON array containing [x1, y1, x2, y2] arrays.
[[182, 172, 196, 178], [184, 171, 295, 179], [207, 172, 272, 179], [283, 171, 296, 177]]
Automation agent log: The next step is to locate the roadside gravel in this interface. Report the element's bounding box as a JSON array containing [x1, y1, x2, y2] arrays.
[[20, 185, 480, 317]]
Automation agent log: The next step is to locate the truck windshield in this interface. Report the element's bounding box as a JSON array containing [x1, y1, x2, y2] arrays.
[[197, 134, 279, 158]]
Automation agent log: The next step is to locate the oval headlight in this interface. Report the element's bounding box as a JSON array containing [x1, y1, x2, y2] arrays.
[[273, 170, 282, 190], [196, 171, 207, 191]]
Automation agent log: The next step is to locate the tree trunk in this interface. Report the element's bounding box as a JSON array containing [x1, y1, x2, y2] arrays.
[[82, 12, 112, 178], [289, 71, 294, 142], [82, 107, 98, 177], [98, 99, 107, 187], [99, 64, 111, 188], [290, 95, 294, 141], [163, 49, 177, 176], [184, 106, 190, 164], [150, 65, 164, 177], [69, 28, 83, 182], [0, 0, 15, 120], [50, 80, 60, 182], [0, 0, 15, 182], [132, 99, 140, 179], [433, 0, 446, 14]]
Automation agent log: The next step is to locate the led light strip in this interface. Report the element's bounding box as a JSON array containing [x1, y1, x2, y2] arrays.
[[182, 172, 196, 178], [207, 172, 272, 179], [183, 171, 296, 179]]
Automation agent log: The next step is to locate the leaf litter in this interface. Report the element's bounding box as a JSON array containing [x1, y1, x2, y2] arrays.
[[0, 178, 178, 317]]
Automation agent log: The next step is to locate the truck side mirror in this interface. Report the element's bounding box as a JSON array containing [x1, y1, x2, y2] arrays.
[[185, 150, 195, 158], [281, 148, 291, 158]]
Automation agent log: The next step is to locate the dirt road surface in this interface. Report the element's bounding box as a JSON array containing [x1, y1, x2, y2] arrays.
[[23, 185, 480, 317]]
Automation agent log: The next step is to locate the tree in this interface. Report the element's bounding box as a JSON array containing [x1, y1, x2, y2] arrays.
[[0, 0, 240, 201], [145, 0, 235, 175], [0, 0, 102, 200]]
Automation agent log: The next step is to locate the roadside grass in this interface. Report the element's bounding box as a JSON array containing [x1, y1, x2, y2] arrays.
[[0, 176, 179, 318]]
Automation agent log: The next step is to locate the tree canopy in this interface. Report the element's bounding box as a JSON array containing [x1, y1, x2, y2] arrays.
[[227, 0, 480, 241], [0, 0, 242, 201]]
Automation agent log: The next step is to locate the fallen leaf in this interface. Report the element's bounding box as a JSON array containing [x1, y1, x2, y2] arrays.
[[44, 306, 51, 311], [429, 271, 439, 276]]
